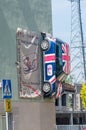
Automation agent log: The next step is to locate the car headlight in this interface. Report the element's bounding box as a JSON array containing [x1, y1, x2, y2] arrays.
[[42, 82, 51, 93], [41, 40, 50, 51]]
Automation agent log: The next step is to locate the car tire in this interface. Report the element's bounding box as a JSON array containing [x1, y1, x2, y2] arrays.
[[41, 40, 50, 51], [42, 82, 51, 93]]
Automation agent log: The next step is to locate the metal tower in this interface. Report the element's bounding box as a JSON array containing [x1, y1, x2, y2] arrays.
[[69, 0, 86, 83]]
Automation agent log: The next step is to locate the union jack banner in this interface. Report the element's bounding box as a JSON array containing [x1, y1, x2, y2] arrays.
[[62, 43, 70, 74], [56, 82, 62, 98]]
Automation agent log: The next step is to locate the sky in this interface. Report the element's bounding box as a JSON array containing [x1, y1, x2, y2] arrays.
[[52, 0, 86, 44], [52, 0, 71, 43]]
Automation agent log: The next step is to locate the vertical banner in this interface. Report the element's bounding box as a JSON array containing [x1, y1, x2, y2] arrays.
[[56, 82, 62, 98], [62, 43, 70, 75], [16, 28, 41, 98]]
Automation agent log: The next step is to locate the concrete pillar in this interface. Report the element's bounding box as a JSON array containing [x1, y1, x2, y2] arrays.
[[70, 113, 73, 125], [12, 100, 56, 130]]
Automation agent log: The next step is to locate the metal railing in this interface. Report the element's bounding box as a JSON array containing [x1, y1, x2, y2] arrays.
[[56, 125, 86, 130]]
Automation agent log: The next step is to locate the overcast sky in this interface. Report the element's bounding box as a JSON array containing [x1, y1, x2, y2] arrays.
[[52, 0, 86, 43]]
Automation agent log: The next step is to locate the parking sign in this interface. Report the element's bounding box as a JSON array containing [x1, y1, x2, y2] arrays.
[[2, 80, 12, 99]]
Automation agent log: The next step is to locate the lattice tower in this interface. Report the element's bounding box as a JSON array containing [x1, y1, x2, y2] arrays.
[[69, 0, 86, 83]]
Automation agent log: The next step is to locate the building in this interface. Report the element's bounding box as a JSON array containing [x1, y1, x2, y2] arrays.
[[56, 83, 86, 130]]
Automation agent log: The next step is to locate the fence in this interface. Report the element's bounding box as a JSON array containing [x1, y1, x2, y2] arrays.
[[56, 125, 86, 130]]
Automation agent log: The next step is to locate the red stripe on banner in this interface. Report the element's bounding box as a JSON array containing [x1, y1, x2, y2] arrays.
[[44, 54, 56, 62], [49, 75, 56, 84], [51, 77, 56, 84], [62, 54, 70, 61]]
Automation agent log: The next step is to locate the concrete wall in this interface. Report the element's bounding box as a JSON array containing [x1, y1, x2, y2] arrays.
[[12, 101, 56, 130], [0, 0, 52, 100], [0, 0, 56, 130], [0, 100, 56, 130]]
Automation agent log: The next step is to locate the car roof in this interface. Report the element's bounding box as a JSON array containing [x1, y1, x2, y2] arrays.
[[56, 38, 67, 45]]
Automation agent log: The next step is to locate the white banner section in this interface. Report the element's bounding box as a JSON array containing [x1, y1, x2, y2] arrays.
[[16, 28, 41, 98]]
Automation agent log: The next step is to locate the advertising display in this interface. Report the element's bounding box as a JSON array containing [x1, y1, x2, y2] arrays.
[[16, 28, 41, 98]]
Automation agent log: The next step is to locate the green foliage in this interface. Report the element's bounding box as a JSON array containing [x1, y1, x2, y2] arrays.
[[65, 75, 74, 84], [69, 96, 73, 107]]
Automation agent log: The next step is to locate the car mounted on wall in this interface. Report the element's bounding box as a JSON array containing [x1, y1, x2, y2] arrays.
[[40, 32, 70, 98], [41, 32, 57, 98]]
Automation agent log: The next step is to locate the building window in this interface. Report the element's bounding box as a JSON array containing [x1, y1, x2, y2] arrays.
[[62, 94, 66, 106], [55, 98, 59, 106]]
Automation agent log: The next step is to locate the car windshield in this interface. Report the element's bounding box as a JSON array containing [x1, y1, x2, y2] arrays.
[[55, 39, 63, 77]]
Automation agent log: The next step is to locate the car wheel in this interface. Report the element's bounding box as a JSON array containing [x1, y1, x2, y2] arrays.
[[42, 82, 51, 93], [41, 40, 50, 51]]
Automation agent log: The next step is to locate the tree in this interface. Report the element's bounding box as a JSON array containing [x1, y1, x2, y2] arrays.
[[65, 75, 74, 84], [80, 82, 86, 109]]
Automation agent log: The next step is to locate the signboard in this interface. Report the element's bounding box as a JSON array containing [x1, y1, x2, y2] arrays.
[[16, 28, 41, 98], [5, 99, 12, 112], [2, 80, 12, 99]]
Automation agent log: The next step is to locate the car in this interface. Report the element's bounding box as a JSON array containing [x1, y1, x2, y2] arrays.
[[41, 33, 57, 97], [41, 33, 70, 98]]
